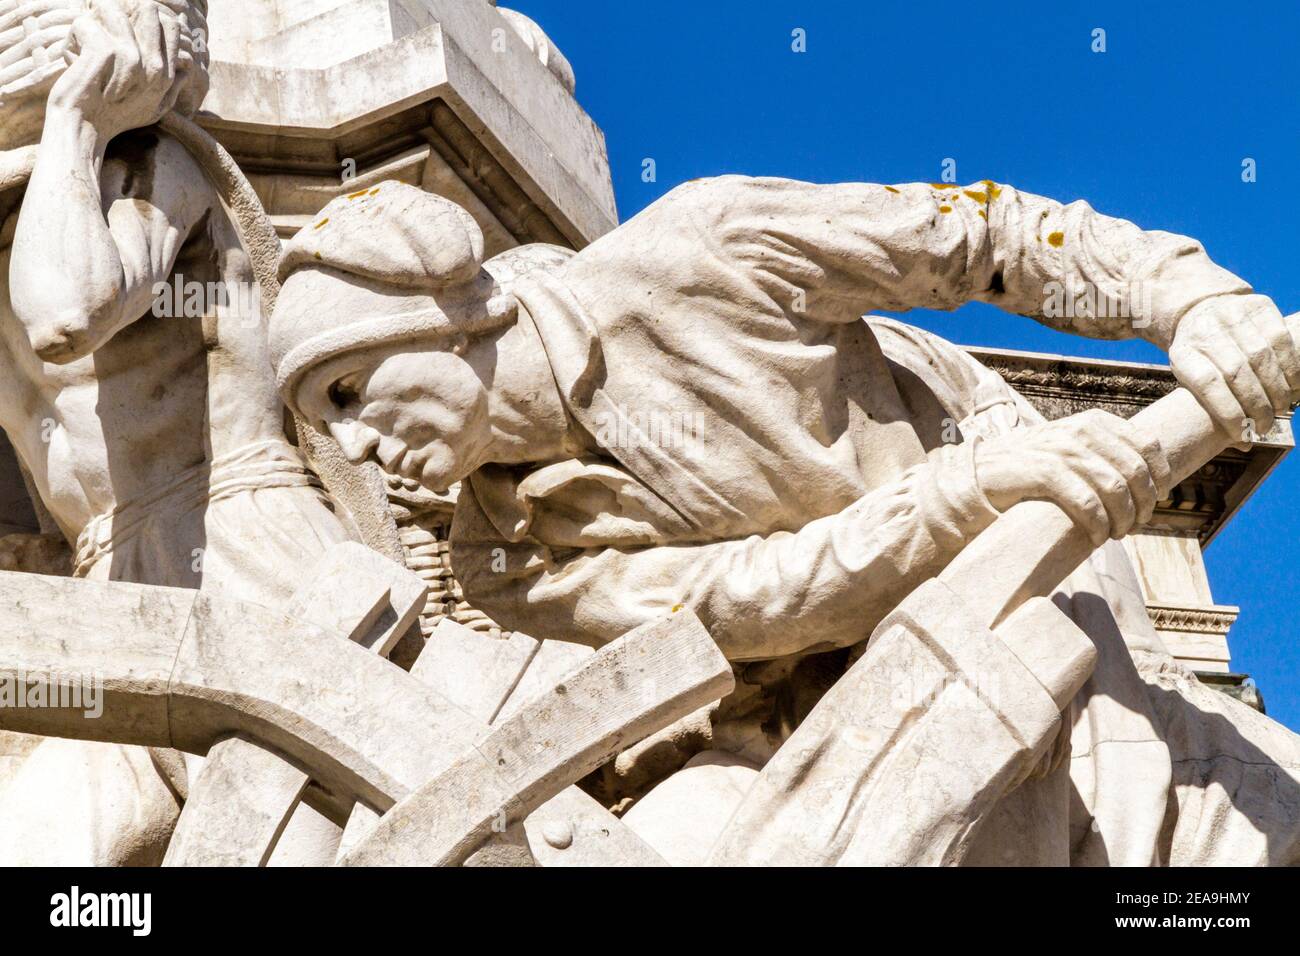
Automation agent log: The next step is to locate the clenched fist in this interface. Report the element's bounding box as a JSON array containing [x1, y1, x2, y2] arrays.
[[973, 409, 1171, 546], [1168, 293, 1300, 444]]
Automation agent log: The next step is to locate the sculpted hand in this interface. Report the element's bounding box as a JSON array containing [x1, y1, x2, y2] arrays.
[[974, 409, 1170, 546], [49, 0, 194, 139], [1167, 293, 1300, 444]]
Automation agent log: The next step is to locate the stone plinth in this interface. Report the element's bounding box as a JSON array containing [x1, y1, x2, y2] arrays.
[[201, 1, 617, 250]]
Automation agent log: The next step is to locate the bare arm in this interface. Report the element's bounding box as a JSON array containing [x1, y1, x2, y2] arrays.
[[9, 0, 204, 363], [10, 112, 207, 362]]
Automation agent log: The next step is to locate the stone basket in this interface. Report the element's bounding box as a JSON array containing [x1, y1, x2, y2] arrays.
[[0, 1, 81, 152]]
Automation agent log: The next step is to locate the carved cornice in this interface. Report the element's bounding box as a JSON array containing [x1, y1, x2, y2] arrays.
[[970, 351, 1178, 425], [968, 346, 1294, 544], [1146, 603, 1239, 636], [201, 7, 618, 248], [985, 361, 1178, 411]]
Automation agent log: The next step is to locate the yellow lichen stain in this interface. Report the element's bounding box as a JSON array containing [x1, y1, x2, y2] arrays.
[[981, 180, 1003, 200], [884, 185, 900, 194], [964, 189, 988, 204], [929, 183, 955, 189], [939, 205, 953, 214], [369, 187, 381, 195], [313, 218, 330, 230], [1047, 231, 1065, 247], [671, 603, 684, 613], [978, 209, 987, 220], [347, 189, 369, 200]]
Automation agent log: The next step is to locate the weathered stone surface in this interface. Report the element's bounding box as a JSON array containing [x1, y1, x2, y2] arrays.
[[264, 155, 1300, 866], [412, 619, 538, 724], [0, 571, 191, 747], [337, 616, 665, 867], [341, 612, 733, 865], [203, 0, 617, 248], [0, 569, 478, 808], [335, 616, 534, 858], [621, 751, 758, 867], [495, 639, 594, 723], [162, 735, 310, 867], [524, 787, 668, 868], [707, 579, 1087, 866], [166, 593, 478, 809], [4, 0, 1300, 871], [0, 0, 362, 865], [163, 542, 428, 866]]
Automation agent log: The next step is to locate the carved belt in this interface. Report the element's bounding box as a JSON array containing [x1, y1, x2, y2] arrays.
[[73, 440, 321, 577]]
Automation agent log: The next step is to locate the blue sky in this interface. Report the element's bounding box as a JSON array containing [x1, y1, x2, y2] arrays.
[[513, 0, 1300, 728]]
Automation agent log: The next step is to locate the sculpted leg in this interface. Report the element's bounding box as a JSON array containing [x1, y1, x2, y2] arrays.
[[0, 738, 181, 866]]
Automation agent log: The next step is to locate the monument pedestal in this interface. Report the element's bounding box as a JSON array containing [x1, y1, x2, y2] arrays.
[[202, 0, 617, 250]]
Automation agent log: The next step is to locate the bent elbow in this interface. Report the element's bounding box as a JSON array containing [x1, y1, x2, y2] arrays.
[[27, 316, 98, 364], [13, 274, 133, 363]]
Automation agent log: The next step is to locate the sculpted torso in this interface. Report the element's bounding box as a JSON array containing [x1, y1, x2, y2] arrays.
[[0, 129, 284, 538]]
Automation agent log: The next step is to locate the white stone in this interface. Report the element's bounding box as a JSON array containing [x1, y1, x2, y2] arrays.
[[3, 0, 1300, 870]]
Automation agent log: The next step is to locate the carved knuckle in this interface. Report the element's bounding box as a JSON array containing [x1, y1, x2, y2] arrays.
[[1107, 474, 1131, 501], [1243, 337, 1274, 372], [1141, 434, 1166, 469]]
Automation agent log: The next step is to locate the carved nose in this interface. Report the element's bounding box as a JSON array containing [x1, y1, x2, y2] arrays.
[[328, 421, 380, 464]]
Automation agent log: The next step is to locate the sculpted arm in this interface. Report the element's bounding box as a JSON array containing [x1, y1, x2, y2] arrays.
[[696, 176, 1298, 435], [456, 398, 1170, 660], [706, 175, 1239, 340], [9, 1, 207, 363], [454, 450, 998, 660]]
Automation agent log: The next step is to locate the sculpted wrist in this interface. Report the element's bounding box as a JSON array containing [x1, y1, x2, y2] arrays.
[[1134, 313, 1179, 352], [1133, 245, 1252, 352], [40, 103, 109, 160], [920, 437, 1001, 551]]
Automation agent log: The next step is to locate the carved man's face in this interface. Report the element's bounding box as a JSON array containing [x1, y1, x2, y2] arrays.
[[299, 342, 494, 496]]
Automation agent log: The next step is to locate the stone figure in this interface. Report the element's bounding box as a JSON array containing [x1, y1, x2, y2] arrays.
[[0, 0, 353, 864], [488, 1, 576, 94], [269, 177, 1300, 865]]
